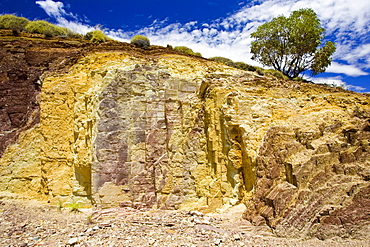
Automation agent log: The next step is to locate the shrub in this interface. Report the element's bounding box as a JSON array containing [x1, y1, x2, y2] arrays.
[[264, 69, 289, 80], [66, 31, 83, 39], [292, 76, 307, 82], [58, 27, 74, 38], [234, 62, 256, 72], [0, 14, 29, 34], [209, 57, 264, 75], [209, 57, 256, 72], [84, 31, 93, 40], [174, 46, 194, 54], [25, 20, 68, 37], [174, 46, 202, 57], [57, 200, 64, 211], [131, 35, 150, 48], [67, 202, 81, 213], [85, 30, 109, 43], [209, 56, 234, 66], [254, 66, 265, 76], [210, 55, 288, 79]]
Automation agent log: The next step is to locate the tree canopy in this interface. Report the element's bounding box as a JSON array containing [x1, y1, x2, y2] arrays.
[[250, 8, 336, 78]]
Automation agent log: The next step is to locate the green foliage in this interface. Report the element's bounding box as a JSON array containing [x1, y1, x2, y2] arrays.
[[335, 84, 346, 90], [25, 20, 68, 37], [131, 35, 150, 48], [209, 56, 287, 79], [292, 76, 306, 82], [234, 62, 256, 72], [84, 31, 93, 40], [311, 41, 336, 75], [255, 67, 265, 76], [66, 32, 83, 39], [174, 46, 193, 54], [264, 69, 289, 80], [174, 46, 202, 57], [66, 202, 81, 213], [85, 30, 110, 43], [57, 200, 64, 211], [0, 15, 81, 38], [0, 14, 29, 34], [209, 57, 256, 72], [209, 56, 234, 66], [251, 8, 336, 78], [87, 214, 94, 224]]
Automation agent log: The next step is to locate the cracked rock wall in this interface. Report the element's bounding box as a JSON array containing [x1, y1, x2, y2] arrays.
[[1, 49, 370, 239], [0, 52, 249, 211]]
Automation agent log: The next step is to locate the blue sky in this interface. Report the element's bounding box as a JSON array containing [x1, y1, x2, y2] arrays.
[[1, 0, 370, 92]]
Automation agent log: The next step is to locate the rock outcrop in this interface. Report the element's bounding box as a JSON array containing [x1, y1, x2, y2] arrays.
[[0, 35, 369, 239]]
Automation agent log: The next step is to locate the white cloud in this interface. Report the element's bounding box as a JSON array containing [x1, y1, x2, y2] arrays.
[[326, 62, 369, 77], [36, 0, 370, 89], [311, 76, 347, 87], [36, 0, 94, 34], [350, 44, 370, 59], [56, 17, 94, 34], [347, 85, 367, 92], [129, 0, 370, 67], [36, 0, 65, 18], [310, 76, 366, 92], [343, 43, 370, 68]]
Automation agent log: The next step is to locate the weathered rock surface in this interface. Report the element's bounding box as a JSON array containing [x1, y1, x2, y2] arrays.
[[0, 31, 192, 158], [0, 36, 369, 239]]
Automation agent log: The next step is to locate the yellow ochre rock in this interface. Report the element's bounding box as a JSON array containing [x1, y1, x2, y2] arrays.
[[0, 47, 370, 239]]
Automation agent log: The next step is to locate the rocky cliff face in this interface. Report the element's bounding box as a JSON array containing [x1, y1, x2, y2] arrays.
[[0, 36, 369, 239]]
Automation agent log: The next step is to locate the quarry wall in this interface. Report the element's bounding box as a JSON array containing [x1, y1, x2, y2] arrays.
[[1, 39, 370, 239]]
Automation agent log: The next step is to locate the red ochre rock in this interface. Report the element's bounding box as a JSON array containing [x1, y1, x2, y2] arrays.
[[0, 34, 369, 239]]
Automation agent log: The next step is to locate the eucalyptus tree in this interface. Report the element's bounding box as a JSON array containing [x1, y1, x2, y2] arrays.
[[250, 8, 336, 78]]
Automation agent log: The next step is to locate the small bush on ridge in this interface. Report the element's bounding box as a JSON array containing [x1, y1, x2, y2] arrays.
[[209, 56, 286, 79], [174, 46, 202, 57], [0, 14, 29, 34], [174, 46, 193, 54], [25, 20, 68, 37], [209, 56, 256, 72], [292, 77, 307, 82], [264, 69, 289, 80], [254, 66, 265, 75], [234, 62, 256, 72], [85, 30, 110, 43], [131, 35, 150, 49], [209, 56, 234, 66]]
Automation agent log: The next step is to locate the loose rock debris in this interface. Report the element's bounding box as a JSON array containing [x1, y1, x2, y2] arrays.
[[0, 200, 369, 247]]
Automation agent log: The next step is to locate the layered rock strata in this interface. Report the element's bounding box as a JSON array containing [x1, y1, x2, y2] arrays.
[[0, 37, 369, 239]]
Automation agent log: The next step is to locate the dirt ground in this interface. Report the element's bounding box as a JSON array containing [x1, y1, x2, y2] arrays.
[[0, 200, 369, 247]]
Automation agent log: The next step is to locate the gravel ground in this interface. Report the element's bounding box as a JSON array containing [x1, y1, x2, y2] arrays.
[[0, 200, 369, 247]]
